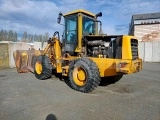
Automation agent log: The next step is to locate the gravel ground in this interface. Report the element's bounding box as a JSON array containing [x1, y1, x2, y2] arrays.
[[0, 62, 160, 120]]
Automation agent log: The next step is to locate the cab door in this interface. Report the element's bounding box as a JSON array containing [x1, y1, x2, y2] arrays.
[[63, 15, 78, 55]]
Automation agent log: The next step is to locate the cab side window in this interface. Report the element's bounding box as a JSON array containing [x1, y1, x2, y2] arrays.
[[82, 16, 95, 35]]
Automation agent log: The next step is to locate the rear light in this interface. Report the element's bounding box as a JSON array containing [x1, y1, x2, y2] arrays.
[[117, 62, 128, 68]]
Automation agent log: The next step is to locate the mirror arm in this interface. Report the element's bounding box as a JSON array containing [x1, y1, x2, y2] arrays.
[[57, 12, 63, 24]]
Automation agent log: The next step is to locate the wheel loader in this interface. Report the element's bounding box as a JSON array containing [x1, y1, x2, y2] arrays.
[[13, 9, 142, 93]]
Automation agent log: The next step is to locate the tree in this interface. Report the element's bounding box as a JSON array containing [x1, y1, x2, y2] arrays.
[[8, 30, 13, 41], [42, 32, 49, 48], [13, 32, 17, 42], [27, 34, 31, 43], [0, 29, 4, 41], [4, 30, 8, 41], [34, 34, 38, 42], [31, 35, 33, 43], [43, 32, 49, 42], [0, 29, 50, 42], [27, 34, 34, 43], [38, 34, 42, 42], [22, 31, 27, 42]]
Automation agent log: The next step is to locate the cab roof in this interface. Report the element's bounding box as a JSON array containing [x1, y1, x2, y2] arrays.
[[63, 9, 95, 17]]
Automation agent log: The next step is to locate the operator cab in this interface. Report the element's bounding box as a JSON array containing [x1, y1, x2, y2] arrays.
[[57, 9, 102, 55]]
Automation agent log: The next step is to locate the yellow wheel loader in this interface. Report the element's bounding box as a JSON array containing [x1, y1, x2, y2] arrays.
[[13, 9, 142, 93]]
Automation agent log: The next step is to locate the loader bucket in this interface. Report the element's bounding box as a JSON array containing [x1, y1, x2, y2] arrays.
[[13, 50, 43, 73]]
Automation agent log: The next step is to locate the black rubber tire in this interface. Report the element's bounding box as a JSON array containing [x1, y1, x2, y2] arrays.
[[100, 75, 123, 86], [34, 55, 52, 80], [68, 57, 101, 93]]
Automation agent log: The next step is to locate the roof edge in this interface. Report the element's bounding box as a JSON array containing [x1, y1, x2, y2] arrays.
[[63, 9, 95, 17]]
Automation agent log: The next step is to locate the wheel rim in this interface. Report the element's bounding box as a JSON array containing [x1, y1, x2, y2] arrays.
[[35, 61, 42, 74], [72, 66, 87, 86]]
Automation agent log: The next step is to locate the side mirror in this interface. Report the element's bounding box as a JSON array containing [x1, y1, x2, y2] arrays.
[[57, 12, 63, 24], [95, 12, 102, 18]]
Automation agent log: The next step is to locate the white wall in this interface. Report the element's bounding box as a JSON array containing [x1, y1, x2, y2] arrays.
[[139, 42, 160, 62], [144, 42, 153, 62], [33, 42, 42, 50], [152, 42, 160, 62], [33, 42, 47, 50], [138, 41, 145, 61]]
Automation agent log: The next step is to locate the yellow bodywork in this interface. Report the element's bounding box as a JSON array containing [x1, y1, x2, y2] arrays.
[[91, 58, 142, 77], [61, 57, 142, 77], [63, 9, 95, 17], [75, 12, 83, 52], [60, 35, 142, 77]]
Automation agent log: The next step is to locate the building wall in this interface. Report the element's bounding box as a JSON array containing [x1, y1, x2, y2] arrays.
[[134, 24, 160, 41]]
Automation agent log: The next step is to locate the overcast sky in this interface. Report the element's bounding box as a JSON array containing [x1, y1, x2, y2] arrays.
[[0, 0, 160, 37]]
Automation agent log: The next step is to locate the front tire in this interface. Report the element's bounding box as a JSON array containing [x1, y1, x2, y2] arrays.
[[34, 55, 52, 80], [68, 58, 101, 93]]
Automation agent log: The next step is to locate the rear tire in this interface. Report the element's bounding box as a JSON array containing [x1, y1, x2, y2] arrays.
[[100, 75, 123, 86], [68, 57, 101, 93], [34, 55, 52, 80]]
